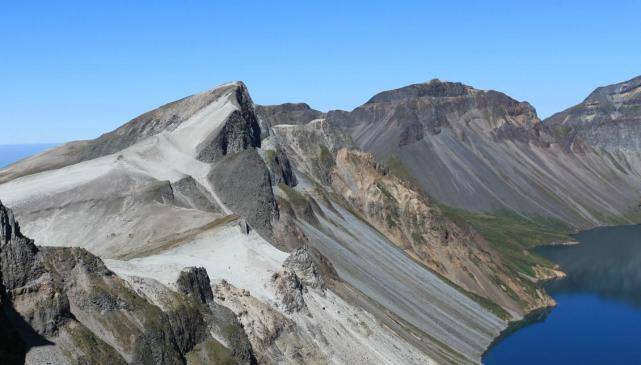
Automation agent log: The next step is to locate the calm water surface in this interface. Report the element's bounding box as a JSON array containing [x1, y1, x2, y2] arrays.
[[483, 225, 641, 364]]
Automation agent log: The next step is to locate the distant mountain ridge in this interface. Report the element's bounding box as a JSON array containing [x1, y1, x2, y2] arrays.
[[545, 75, 641, 151], [259, 75, 641, 229]]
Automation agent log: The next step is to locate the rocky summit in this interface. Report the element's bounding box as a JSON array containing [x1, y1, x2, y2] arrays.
[[545, 75, 641, 152], [1, 75, 640, 364]]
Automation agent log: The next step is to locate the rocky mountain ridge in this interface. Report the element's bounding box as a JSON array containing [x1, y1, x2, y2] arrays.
[[0, 200, 255, 365], [545, 75, 641, 152], [260, 76, 641, 229], [1, 75, 640, 364], [1, 82, 474, 364]]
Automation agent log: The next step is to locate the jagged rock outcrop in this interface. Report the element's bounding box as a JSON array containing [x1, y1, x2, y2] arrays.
[[272, 270, 307, 313], [0, 201, 253, 364], [176, 267, 215, 304], [209, 149, 279, 240], [176, 267, 256, 365], [281, 247, 325, 290], [272, 247, 327, 313], [196, 83, 262, 162]]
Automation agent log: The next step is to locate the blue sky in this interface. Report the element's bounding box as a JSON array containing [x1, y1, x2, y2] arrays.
[[1, 0, 640, 144]]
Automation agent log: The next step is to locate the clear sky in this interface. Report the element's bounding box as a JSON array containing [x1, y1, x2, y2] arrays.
[[1, 1, 640, 144]]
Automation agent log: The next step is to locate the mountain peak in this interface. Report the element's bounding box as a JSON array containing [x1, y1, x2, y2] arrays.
[[584, 74, 641, 104], [544, 75, 641, 151], [366, 79, 472, 104]]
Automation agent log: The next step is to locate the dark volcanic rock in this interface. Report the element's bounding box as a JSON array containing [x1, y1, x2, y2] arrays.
[[170, 176, 221, 213], [264, 148, 298, 187], [177, 267, 215, 305], [0, 308, 25, 365], [209, 149, 279, 240], [365, 79, 470, 103], [0, 204, 39, 291], [197, 84, 262, 162], [256, 103, 324, 127]]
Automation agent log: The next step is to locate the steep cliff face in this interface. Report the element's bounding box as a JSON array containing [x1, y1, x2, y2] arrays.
[[546, 75, 641, 152], [329, 79, 545, 147], [318, 78, 641, 229], [330, 149, 555, 316], [272, 122, 507, 363], [271, 121, 560, 316]]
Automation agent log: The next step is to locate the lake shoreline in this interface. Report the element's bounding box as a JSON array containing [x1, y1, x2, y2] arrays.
[[481, 305, 553, 360], [482, 224, 641, 364]]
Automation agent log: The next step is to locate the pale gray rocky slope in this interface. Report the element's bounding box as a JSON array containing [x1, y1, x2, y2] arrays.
[[270, 121, 510, 362], [1, 82, 471, 364]]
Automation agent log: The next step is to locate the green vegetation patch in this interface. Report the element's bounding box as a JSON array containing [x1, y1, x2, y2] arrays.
[[278, 182, 309, 208], [437, 205, 570, 278], [66, 323, 127, 365], [319, 145, 335, 168], [264, 149, 276, 161], [385, 155, 420, 187], [623, 208, 641, 223]]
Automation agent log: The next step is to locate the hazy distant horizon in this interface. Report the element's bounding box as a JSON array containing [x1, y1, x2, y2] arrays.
[[0, 143, 59, 168]]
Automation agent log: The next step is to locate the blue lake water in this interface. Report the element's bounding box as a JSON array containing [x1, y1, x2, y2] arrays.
[[0, 144, 58, 168], [483, 225, 641, 364]]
